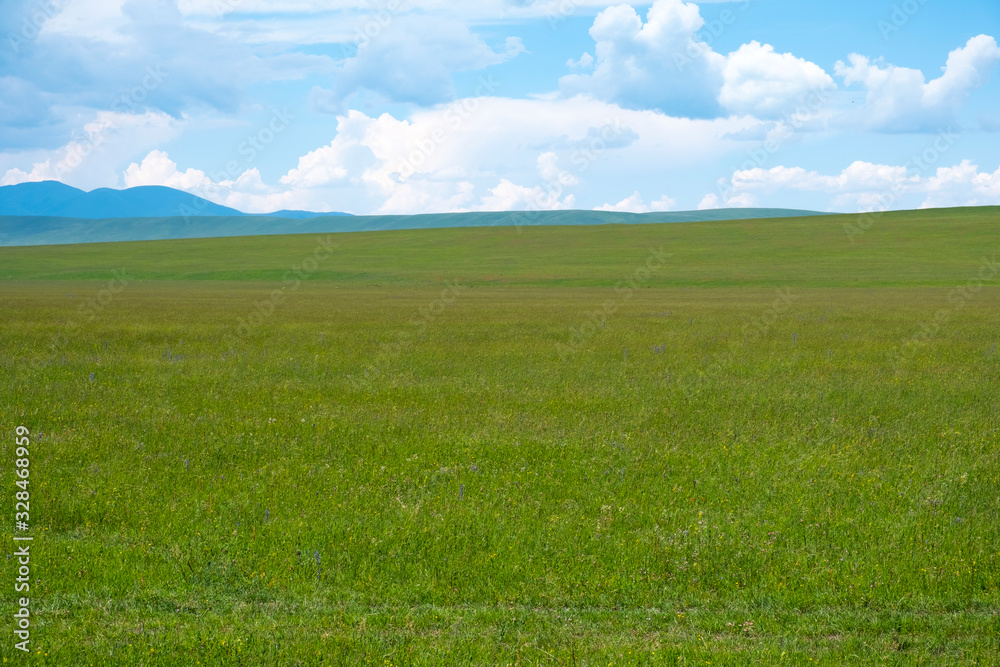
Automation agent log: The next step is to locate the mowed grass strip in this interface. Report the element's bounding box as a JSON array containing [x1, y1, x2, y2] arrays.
[[1, 278, 999, 664]]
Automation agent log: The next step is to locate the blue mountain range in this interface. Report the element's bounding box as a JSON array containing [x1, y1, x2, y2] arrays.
[[0, 181, 351, 219], [0, 180, 830, 247]]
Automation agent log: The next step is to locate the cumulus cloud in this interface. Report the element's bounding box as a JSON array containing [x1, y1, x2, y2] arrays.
[[121, 149, 323, 213], [567, 52, 595, 70], [730, 161, 914, 195], [176, 0, 655, 22], [696, 192, 755, 209], [275, 95, 752, 214], [706, 158, 1000, 212], [835, 35, 1000, 131], [560, 0, 725, 118], [3, 0, 334, 131], [91, 95, 753, 214], [920, 159, 1000, 208], [471, 152, 579, 212], [317, 16, 522, 109], [1, 111, 180, 189], [474, 179, 575, 212], [720, 41, 836, 119], [596, 191, 675, 213], [123, 149, 213, 191], [560, 0, 835, 121]]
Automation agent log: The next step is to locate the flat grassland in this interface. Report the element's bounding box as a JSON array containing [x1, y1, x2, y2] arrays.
[[1, 208, 999, 664]]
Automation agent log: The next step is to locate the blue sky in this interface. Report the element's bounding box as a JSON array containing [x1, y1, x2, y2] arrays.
[[2, 0, 999, 214]]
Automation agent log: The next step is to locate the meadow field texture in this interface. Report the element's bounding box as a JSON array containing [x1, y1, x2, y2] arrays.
[[1, 207, 999, 665]]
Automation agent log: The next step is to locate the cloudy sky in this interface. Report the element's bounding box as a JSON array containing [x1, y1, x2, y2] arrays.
[[2, 0, 999, 214]]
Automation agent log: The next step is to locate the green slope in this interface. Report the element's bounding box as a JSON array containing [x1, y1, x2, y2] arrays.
[[0, 207, 822, 247], [1, 207, 996, 287], [2, 205, 1000, 664]]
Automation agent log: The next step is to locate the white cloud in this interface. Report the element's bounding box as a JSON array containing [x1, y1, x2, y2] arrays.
[[835, 35, 1000, 131], [471, 152, 580, 211], [567, 52, 595, 70], [1, 111, 180, 189], [596, 191, 675, 212], [724, 162, 917, 210], [8, 0, 336, 130], [319, 16, 522, 108], [924, 35, 1000, 107], [39, 0, 129, 43], [730, 161, 915, 195], [720, 41, 836, 120], [919, 159, 1000, 208], [710, 158, 1000, 212], [121, 149, 325, 214], [726, 192, 755, 208], [275, 95, 753, 214], [560, 0, 725, 118], [537, 151, 579, 187], [1, 162, 54, 187], [474, 179, 575, 212], [697, 193, 721, 210], [176, 0, 659, 22], [696, 191, 754, 209], [560, 0, 835, 122], [123, 149, 213, 191]]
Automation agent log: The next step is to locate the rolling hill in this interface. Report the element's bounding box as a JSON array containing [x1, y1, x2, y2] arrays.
[[1, 206, 996, 288], [0, 206, 827, 247]]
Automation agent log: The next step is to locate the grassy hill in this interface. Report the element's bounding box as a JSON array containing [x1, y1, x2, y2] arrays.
[[1, 206, 996, 287], [0, 207, 822, 247], [1, 206, 998, 664]]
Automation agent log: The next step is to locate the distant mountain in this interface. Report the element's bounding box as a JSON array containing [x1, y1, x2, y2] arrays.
[[0, 181, 241, 218], [0, 181, 352, 219], [0, 181, 90, 216], [247, 209, 353, 219], [0, 208, 832, 247], [0, 181, 824, 248]]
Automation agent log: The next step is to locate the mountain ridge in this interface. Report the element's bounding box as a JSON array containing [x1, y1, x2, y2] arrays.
[[0, 180, 838, 247], [0, 181, 352, 219]]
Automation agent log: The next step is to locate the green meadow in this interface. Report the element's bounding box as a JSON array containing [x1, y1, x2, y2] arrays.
[[1, 207, 999, 664]]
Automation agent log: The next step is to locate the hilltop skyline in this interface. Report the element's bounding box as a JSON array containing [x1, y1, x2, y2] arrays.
[[1, 0, 999, 215]]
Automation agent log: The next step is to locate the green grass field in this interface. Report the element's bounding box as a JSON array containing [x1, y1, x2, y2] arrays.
[[1, 208, 999, 664]]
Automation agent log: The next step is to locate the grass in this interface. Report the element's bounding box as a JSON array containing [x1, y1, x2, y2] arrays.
[[1, 208, 999, 664], [0, 206, 996, 286], [0, 207, 825, 247]]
